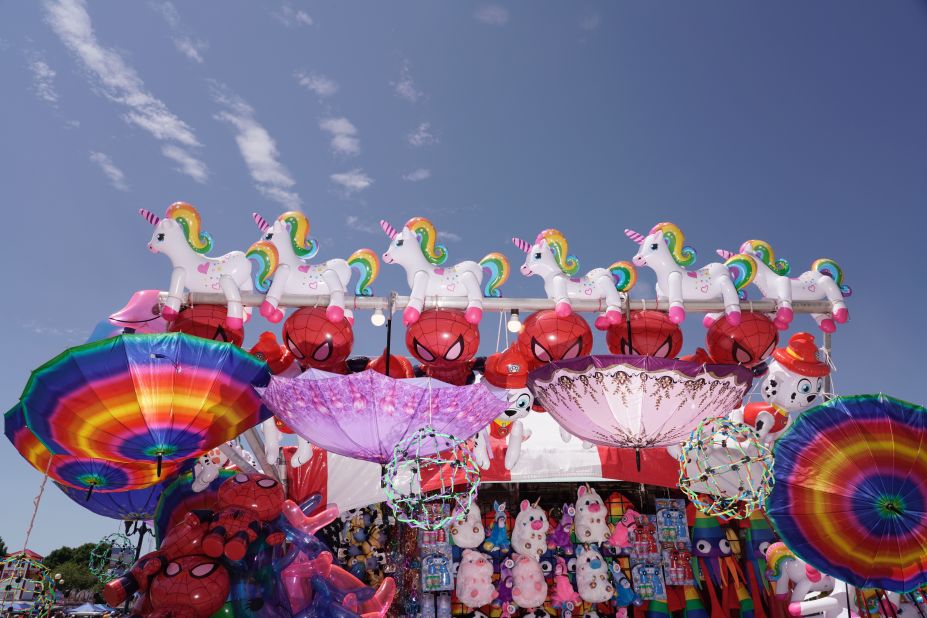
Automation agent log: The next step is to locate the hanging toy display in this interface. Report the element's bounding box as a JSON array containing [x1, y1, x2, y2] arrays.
[[677, 417, 775, 519], [383, 426, 481, 531], [704, 312, 778, 368], [511, 228, 636, 327], [605, 310, 683, 358], [406, 308, 480, 385], [88, 533, 136, 583], [282, 306, 355, 372], [167, 304, 245, 346], [0, 555, 56, 618]]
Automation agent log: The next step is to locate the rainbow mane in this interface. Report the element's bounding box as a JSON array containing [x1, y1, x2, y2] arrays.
[[405, 217, 448, 265], [246, 241, 279, 293], [278, 211, 319, 259], [741, 240, 790, 276], [764, 542, 794, 581], [479, 252, 510, 297], [348, 248, 380, 296], [813, 258, 852, 297], [537, 229, 580, 275], [608, 261, 637, 293], [166, 202, 213, 254], [650, 222, 696, 267], [725, 254, 757, 299]]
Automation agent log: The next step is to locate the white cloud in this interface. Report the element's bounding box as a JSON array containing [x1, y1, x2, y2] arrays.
[[475, 5, 509, 26], [345, 215, 381, 235], [443, 231, 462, 242], [174, 37, 207, 63], [28, 56, 59, 104], [212, 82, 301, 208], [45, 0, 207, 181], [402, 168, 431, 182], [330, 169, 373, 194], [579, 13, 601, 31], [161, 145, 208, 183], [392, 61, 423, 103], [295, 70, 338, 97], [150, 2, 208, 63], [275, 4, 313, 27], [319, 117, 360, 156], [406, 122, 437, 147], [89, 151, 129, 191]]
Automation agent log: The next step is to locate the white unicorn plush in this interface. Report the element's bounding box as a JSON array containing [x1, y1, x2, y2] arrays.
[[574, 485, 610, 544], [512, 229, 636, 329], [716, 240, 850, 332], [450, 504, 486, 549], [575, 545, 615, 604], [380, 217, 509, 326], [766, 541, 836, 603], [511, 499, 549, 560], [624, 222, 746, 327], [140, 203, 267, 329], [249, 211, 380, 324], [788, 580, 859, 618]]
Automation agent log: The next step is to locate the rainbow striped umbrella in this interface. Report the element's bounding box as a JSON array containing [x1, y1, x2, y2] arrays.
[[767, 394, 927, 592], [56, 482, 164, 520], [12, 333, 269, 468], [5, 405, 177, 492]]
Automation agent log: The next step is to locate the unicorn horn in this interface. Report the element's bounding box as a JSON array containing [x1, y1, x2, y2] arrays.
[[379, 220, 398, 240], [252, 212, 270, 232], [717, 249, 734, 260], [511, 237, 531, 253], [139, 209, 161, 226], [624, 229, 645, 245]]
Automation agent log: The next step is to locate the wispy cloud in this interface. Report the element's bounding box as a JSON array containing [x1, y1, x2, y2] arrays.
[[27, 53, 59, 104], [392, 60, 423, 103], [150, 1, 208, 63], [23, 320, 87, 343], [579, 13, 601, 31], [475, 5, 509, 26], [212, 82, 301, 209], [161, 145, 208, 183], [89, 151, 129, 191], [319, 117, 360, 156], [442, 231, 463, 242], [275, 4, 313, 27], [406, 122, 438, 147], [330, 169, 373, 195], [345, 215, 381, 235], [45, 0, 208, 181], [402, 168, 431, 182], [295, 70, 338, 97]]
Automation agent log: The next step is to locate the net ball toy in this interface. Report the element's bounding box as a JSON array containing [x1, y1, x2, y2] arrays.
[[383, 426, 481, 531], [677, 417, 774, 519], [89, 533, 136, 583], [0, 555, 55, 618]]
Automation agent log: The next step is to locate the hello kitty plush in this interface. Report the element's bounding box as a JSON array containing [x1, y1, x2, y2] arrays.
[[456, 549, 498, 609], [575, 545, 615, 604], [450, 505, 485, 549], [511, 500, 549, 560], [574, 485, 610, 544], [511, 553, 548, 609]]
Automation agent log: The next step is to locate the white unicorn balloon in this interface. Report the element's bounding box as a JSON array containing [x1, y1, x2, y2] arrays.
[[788, 581, 860, 618], [380, 217, 510, 326], [140, 202, 266, 329], [716, 240, 850, 332], [766, 541, 836, 603], [249, 211, 380, 324], [624, 222, 746, 327], [512, 229, 636, 329]]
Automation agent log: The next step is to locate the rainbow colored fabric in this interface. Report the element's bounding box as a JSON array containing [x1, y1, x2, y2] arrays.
[[767, 394, 927, 592]]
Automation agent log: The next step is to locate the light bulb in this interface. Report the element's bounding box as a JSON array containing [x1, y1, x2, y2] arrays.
[[370, 308, 386, 327], [507, 310, 521, 333]]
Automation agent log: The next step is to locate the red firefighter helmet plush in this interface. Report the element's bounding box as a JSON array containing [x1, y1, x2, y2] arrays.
[[483, 345, 530, 389], [771, 332, 830, 377]]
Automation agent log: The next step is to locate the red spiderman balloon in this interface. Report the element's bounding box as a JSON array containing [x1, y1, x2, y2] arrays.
[[148, 555, 230, 618], [202, 473, 286, 561], [605, 310, 683, 358], [705, 311, 778, 368], [515, 310, 592, 372], [405, 309, 479, 385], [168, 304, 244, 346], [283, 307, 354, 373]]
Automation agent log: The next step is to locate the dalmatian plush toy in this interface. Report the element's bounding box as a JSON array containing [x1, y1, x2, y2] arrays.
[[472, 347, 535, 470]]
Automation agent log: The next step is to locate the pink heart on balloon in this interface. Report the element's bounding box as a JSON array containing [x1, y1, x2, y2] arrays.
[[308, 281, 318, 289], [298, 265, 310, 273], [446, 284, 456, 292], [197, 263, 209, 274]]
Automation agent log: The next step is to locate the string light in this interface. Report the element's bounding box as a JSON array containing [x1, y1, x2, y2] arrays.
[[506, 309, 521, 333], [371, 308, 387, 327]]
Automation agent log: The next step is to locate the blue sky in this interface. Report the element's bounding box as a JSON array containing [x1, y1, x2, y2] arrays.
[[1, 1, 925, 553]]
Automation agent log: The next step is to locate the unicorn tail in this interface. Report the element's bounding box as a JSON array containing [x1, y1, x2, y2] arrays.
[[480, 252, 510, 297], [608, 261, 637, 293], [246, 241, 279, 293], [348, 248, 380, 296], [813, 258, 851, 297], [725, 254, 758, 300]]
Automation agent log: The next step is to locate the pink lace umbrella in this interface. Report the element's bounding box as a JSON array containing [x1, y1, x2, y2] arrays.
[[260, 369, 506, 463], [528, 355, 752, 454]]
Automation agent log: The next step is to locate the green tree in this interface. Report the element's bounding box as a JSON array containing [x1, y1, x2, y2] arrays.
[[0, 536, 8, 557], [42, 543, 102, 596]]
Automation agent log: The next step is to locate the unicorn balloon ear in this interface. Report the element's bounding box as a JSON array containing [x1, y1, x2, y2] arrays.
[[139, 209, 161, 226], [512, 238, 531, 253], [380, 220, 398, 240], [252, 212, 270, 232], [624, 229, 645, 245]]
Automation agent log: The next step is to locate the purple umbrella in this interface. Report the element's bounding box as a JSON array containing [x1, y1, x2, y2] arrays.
[[528, 355, 752, 449], [260, 369, 506, 463]]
